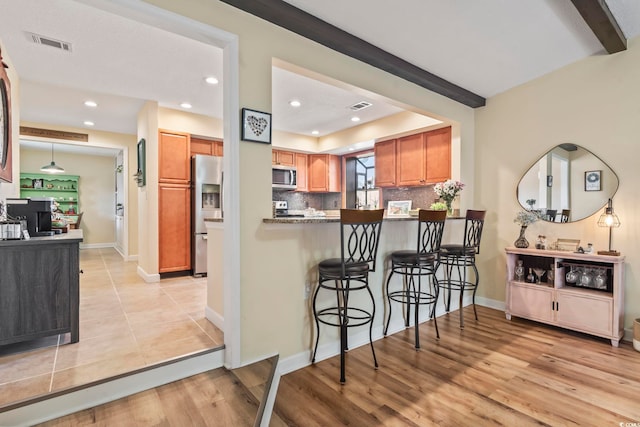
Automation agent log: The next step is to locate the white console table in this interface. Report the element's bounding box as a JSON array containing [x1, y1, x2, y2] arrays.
[[505, 247, 625, 347]]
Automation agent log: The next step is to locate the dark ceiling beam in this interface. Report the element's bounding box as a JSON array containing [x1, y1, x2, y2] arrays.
[[220, 0, 486, 108], [571, 0, 626, 53]]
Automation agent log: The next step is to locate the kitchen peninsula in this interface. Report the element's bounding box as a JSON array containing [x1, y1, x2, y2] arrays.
[[0, 230, 83, 346]]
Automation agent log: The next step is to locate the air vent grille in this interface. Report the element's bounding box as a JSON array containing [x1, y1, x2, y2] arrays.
[[27, 32, 72, 52], [349, 101, 372, 111]]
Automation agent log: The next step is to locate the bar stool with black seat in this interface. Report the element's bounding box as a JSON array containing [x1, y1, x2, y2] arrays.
[[437, 209, 486, 329], [311, 209, 385, 384], [383, 209, 446, 349]]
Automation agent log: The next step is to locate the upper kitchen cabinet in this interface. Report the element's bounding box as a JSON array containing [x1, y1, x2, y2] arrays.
[[424, 127, 452, 183], [375, 127, 452, 188], [374, 139, 396, 187], [396, 133, 426, 186], [295, 152, 309, 192], [190, 137, 223, 157], [159, 130, 191, 184], [272, 149, 295, 167], [309, 154, 341, 192]]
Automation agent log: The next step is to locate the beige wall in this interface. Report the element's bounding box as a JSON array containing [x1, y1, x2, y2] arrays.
[[20, 148, 115, 245], [18, 122, 139, 255], [476, 36, 640, 330], [147, 0, 476, 364], [158, 107, 223, 138]]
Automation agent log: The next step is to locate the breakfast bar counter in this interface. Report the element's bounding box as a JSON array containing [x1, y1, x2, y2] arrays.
[[0, 230, 83, 346]]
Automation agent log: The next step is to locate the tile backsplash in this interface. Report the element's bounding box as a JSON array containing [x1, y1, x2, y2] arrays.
[[273, 185, 440, 212]]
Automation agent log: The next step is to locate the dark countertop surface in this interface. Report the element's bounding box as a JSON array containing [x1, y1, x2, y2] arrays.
[[263, 215, 464, 224], [0, 229, 83, 246]]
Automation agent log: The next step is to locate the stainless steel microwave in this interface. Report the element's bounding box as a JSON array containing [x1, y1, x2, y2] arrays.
[[272, 165, 297, 189]]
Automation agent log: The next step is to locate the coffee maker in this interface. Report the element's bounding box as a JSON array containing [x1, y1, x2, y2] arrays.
[[6, 198, 55, 237]]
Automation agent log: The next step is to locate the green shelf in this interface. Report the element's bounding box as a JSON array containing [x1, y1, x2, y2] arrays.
[[19, 173, 80, 215]]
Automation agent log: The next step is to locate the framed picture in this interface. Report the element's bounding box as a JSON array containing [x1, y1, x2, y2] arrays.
[[546, 175, 553, 187], [387, 200, 412, 216], [135, 138, 146, 187], [32, 178, 44, 189], [584, 170, 601, 191], [241, 108, 271, 144]]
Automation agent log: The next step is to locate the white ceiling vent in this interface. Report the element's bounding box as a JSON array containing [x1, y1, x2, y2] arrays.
[[349, 101, 372, 111], [27, 32, 72, 52]]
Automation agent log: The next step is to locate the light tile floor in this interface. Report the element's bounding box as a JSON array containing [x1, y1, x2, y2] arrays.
[[0, 248, 224, 408]]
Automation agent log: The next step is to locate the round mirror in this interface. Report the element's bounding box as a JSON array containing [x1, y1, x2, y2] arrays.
[[517, 144, 618, 223]]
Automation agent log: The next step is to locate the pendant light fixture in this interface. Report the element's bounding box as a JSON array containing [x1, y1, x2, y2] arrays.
[[40, 143, 65, 173]]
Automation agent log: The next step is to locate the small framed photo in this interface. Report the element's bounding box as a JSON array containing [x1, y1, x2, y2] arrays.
[[241, 108, 272, 144], [546, 175, 553, 187], [32, 179, 44, 189], [387, 200, 412, 216], [584, 170, 601, 191]]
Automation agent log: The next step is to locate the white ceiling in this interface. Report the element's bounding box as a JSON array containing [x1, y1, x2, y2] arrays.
[[1, 0, 639, 156]]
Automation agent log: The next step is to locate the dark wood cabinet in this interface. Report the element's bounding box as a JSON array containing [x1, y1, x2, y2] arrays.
[[0, 235, 81, 346]]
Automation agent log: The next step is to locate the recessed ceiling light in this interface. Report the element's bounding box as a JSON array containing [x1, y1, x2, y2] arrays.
[[311, 130, 319, 135], [205, 76, 219, 85], [83, 121, 94, 126], [351, 116, 361, 122], [289, 100, 301, 107], [180, 102, 192, 109], [84, 100, 97, 107]]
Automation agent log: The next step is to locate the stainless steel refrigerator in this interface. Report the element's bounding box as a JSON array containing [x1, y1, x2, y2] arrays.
[[192, 154, 223, 276]]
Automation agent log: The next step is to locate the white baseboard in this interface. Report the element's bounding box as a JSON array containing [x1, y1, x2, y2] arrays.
[[137, 265, 160, 283], [205, 305, 224, 331], [0, 350, 224, 427], [79, 242, 115, 249]]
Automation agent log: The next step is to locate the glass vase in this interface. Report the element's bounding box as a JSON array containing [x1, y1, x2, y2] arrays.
[[514, 225, 529, 248], [445, 200, 453, 217]]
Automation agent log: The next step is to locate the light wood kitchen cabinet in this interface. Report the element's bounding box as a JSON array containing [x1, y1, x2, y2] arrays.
[[159, 130, 191, 184], [308, 154, 341, 192], [396, 133, 425, 186], [295, 152, 309, 192], [374, 139, 396, 187], [424, 126, 452, 183], [159, 184, 191, 273], [191, 137, 223, 157], [505, 247, 624, 346], [272, 149, 295, 167], [396, 127, 451, 186]]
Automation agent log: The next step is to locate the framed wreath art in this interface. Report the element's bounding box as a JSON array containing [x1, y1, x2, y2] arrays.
[[584, 170, 601, 192], [241, 108, 272, 144]]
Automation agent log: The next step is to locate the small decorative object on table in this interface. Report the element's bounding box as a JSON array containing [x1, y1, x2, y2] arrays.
[[547, 264, 555, 284], [535, 235, 547, 250], [515, 260, 525, 281], [433, 179, 464, 216], [513, 210, 540, 248]]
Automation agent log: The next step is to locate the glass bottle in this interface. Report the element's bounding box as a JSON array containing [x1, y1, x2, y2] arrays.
[[594, 268, 607, 290], [515, 260, 525, 281], [527, 268, 535, 283]]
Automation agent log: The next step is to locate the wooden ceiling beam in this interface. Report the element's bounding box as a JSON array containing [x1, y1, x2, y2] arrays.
[[571, 0, 626, 54], [220, 0, 486, 108]]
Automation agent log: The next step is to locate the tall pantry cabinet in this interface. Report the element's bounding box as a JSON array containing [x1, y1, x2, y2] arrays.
[[158, 130, 191, 273]]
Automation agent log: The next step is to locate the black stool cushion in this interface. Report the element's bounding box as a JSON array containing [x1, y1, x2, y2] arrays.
[[318, 258, 370, 275], [390, 250, 436, 266], [440, 244, 476, 256]]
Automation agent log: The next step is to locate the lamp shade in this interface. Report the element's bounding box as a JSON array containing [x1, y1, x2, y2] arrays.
[[597, 199, 620, 228], [40, 144, 65, 173]]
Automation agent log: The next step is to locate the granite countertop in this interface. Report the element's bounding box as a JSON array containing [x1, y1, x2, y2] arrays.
[[263, 214, 464, 224]]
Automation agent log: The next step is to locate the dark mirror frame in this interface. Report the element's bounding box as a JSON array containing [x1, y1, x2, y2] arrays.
[[516, 144, 619, 223]]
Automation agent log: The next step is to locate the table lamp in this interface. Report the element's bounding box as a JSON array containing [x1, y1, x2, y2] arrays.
[[596, 198, 620, 256]]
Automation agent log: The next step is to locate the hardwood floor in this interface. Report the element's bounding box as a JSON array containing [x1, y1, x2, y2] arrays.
[[274, 306, 640, 426], [36, 357, 278, 427], [30, 306, 640, 426]]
